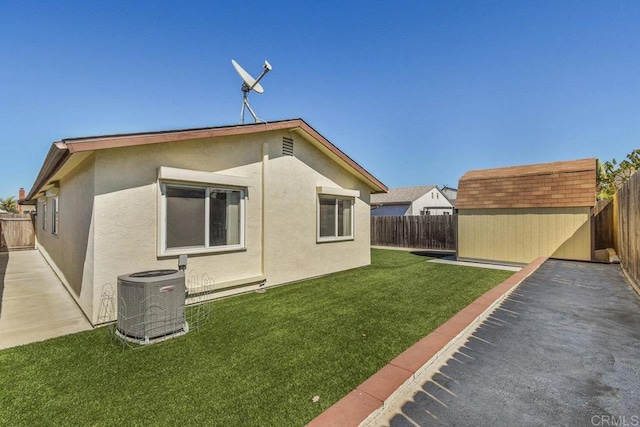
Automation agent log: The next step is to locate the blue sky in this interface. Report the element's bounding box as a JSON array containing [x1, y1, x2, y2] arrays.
[[1, 1, 639, 198]]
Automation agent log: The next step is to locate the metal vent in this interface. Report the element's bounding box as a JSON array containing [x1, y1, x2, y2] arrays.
[[282, 137, 294, 156]]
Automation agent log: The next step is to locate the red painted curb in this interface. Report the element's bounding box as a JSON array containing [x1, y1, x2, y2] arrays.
[[307, 257, 547, 427]]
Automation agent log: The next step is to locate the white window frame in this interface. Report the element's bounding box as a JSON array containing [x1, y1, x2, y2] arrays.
[[158, 182, 246, 257], [157, 166, 252, 257], [41, 199, 47, 230], [316, 187, 359, 243], [51, 196, 59, 235]]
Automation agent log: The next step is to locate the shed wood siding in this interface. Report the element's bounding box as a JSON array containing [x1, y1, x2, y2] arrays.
[[458, 208, 591, 264], [457, 158, 597, 264]]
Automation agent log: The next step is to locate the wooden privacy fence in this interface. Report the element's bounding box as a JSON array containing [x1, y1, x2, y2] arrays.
[[371, 215, 457, 250], [615, 171, 640, 287], [593, 200, 615, 250], [0, 214, 35, 251]]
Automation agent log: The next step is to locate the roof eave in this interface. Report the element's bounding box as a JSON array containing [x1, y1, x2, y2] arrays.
[[290, 122, 387, 193], [26, 118, 388, 199], [26, 142, 70, 201]]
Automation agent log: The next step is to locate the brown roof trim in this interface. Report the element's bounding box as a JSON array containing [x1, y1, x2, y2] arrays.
[[27, 118, 387, 200], [293, 121, 387, 193], [26, 142, 70, 201], [62, 119, 300, 153]]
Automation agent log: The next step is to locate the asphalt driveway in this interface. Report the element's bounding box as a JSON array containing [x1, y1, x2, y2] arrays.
[[377, 259, 640, 426]]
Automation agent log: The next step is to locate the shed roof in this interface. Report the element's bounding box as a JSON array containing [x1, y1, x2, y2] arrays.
[[457, 158, 596, 209], [26, 118, 387, 201], [370, 185, 436, 206]]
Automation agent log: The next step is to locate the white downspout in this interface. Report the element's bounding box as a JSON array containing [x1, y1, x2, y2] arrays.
[[261, 141, 268, 279]]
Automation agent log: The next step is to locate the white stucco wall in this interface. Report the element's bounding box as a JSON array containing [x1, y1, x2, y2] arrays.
[[91, 134, 265, 322], [36, 155, 96, 319], [263, 133, 371, 285], [36, 129, 375, 324]]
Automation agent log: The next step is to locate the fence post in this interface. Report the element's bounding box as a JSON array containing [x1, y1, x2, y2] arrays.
[[370, 215, 457, 250]]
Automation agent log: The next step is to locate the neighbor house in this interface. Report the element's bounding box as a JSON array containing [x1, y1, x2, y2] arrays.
[[371, 185, 454, 216], [456, 158, 596, 265], [25, 119, 387, 325], [441, 185, 457, 206]]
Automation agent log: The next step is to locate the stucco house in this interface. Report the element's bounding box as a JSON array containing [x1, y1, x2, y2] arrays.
[[456, 158, 596, 265], [370, 185, 454, 216], [25, 119, 387, 325]]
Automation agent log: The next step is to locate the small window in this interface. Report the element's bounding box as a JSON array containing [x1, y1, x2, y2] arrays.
[[160, 183, 245, 255], [318, 195, 353, 241], [52, 196, 59, 235], [42, 200, 47, 230]]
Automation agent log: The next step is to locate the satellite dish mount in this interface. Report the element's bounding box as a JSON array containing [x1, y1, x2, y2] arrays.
[[231, 59, 273, 124]]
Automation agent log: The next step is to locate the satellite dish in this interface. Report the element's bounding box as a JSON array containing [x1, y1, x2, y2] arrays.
[[231, 59, 273, 123]]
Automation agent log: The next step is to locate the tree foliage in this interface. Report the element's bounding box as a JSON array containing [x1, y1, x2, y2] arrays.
[[0, 196, 19, 213], [597, 148, 640, 200]]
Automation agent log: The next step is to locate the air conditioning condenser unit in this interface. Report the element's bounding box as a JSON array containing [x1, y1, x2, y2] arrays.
[[117, 269, 187, 342]]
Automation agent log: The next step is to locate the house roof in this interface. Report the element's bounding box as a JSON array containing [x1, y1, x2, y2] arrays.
[[26, 118, 388, 201], [440, 186, 457, 205], [371, 185, 436, 206], [457, 158, 597, 209]]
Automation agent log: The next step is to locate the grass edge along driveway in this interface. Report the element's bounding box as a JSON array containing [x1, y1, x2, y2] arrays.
[[0, 249, 513, 426]]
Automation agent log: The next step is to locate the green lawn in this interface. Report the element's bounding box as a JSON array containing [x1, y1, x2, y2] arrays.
[[0, 249, 512, 426]]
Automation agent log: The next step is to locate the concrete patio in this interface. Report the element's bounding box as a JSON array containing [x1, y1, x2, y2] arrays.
[[0, 250, 92, 350]]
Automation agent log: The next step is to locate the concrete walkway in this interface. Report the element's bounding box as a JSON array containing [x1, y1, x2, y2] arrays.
[[427, 256, 522, 272], [371, 247, 521, 272], [373, 260, 640, 426], [0, 250, 92, 350]]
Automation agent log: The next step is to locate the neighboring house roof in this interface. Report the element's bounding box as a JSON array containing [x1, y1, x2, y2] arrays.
[[441, 186, 458, 206], [26, 118, 387, 201], [457, 158, 596, 209], [370, 185, 436, 206]]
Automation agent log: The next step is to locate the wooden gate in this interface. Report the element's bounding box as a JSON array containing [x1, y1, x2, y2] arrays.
[[0, 215, 35, 251], [593, 200, 615, 250]]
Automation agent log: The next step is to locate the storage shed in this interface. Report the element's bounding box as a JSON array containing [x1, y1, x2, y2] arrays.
[[456, 158, 597, 265]]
